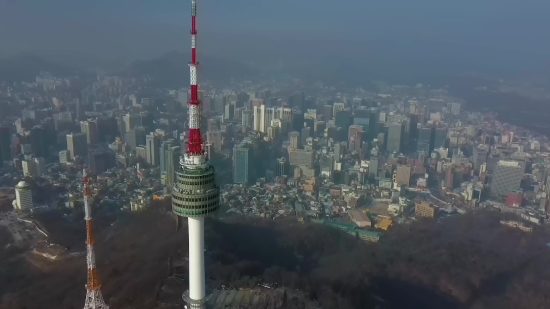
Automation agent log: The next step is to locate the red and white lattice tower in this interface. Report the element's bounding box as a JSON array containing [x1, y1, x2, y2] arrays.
[[185, 0, 205, 164], [82, 169, 109, 309]]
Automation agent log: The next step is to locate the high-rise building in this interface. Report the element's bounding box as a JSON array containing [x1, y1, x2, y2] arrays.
[[233, 142, 252, 184], [145, 133, 161, 166], [289, 148, 315, 169], [67, 132, 88, 160], [387, 123, 404, 153], [241, 110, 253, 127], [125, 126, 146, 150], [81, 120, 98, 147], [59, 150, 70, 164], [224, 104, 234, 120], [417, 126, 434, 155], [160, 139, 176, 176], [433, 127, 448, 149], [206, 130, 222, 153], [15, 181, 33, 211], [408, 113, 419, 151], [491, 160, 524, 196], [122, 113, 142, 134], [30, 126, 49, 159], [369, 157, 378, 179], [301, 127, 310, 147], [473, 145, 489, 172], [276, 157, 287, 176], [395, 165, 411, 187], [160, 145, 180, 186], [0, 126, 11, 164], [288, 131, 300, 149]]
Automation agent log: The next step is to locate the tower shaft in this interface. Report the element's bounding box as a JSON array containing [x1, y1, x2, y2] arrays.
[[82, 169, 109, 309], [188, 217, 206, 300]]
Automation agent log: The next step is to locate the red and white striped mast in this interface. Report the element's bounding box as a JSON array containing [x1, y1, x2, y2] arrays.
[[183, 0, 206, 167], [82, 169, 109, 309]]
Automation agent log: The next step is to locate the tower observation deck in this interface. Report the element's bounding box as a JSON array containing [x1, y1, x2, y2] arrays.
[[171, 0, 220, 307]]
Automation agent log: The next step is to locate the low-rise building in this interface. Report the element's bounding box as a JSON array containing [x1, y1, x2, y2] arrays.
[[415, 201, 437, 218]]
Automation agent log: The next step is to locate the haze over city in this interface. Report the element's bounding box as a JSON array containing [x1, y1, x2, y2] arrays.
[[1, 1, 550, 309], [2, 0, 550, 78]]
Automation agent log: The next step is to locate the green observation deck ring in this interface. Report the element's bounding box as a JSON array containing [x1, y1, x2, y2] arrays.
[[172, 163, 220, 218]]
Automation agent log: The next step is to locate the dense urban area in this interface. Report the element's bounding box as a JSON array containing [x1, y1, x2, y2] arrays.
[[1, 53, 550, 309]]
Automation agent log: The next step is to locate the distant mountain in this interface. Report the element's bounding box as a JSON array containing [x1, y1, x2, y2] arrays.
[[124, 51, 259, 88], [0, 52, 85, 83]]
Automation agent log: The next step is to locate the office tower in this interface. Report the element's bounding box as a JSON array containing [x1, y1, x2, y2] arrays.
[[160, 143, 180, 186], [22, 160, 37, 177], [122, 113, 141, 134], [53, 111, 73, 131], [82, 170, 109, 309], [97, 116, 118, 143], [206, 131, 222, 153], [408, 113, 419, 151], [301, 127, 310, 147], [334, 110, 351, 129], [125, 127, 146, 150], [276, 157, 287, 176], [264, 107, 275, 133], [253, 105, 262, 132], [387, 123, 404, 153], [0, 126, 10, 164], [242, 110, 253, 127], [348, 125, 364, 153], [224, 104, 234, 120], [323, 105, 332, 121], [289, 110, 302, 131], [395, 165, 411, 187], [30, 126, 49, 158], [450, 102, 461, 115], [333, 102, 345, 118], [171, 2, 221, 307], [289, 148, 315, 169], [233, 142, 252, 184], [288, 131, 300, 149], [145, 133, 161, 166], [290, 92, 305, 112], [491, 160, 524, 196], [88, 150, 114, 175], [433, 127, 448, 149], [81, 120, 98, 147], [15, 181, 32, 211], [473, 145, 489, 172], [368, 108, 379, 141], [59, 150, 70, 164], [67, 133, 88, 160], [160, 139, 176, 176], [417, 126, 434, 155], [75, 98, 84, 120], [369, 157, 378, 179], [34, 157, 45, 176]]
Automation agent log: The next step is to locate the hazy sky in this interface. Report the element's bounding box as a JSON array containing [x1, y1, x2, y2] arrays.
[[1, 0, 549, 75]]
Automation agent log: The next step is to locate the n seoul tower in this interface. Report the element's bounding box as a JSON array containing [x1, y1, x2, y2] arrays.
[[171, 0, 220, 307]]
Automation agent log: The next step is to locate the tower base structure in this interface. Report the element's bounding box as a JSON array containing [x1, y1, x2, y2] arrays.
[[182, 289, 212, 309], [83, 289, 109, 309]]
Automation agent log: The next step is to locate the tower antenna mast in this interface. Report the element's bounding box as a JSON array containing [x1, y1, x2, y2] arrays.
[[82, 169, 109, 309]]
